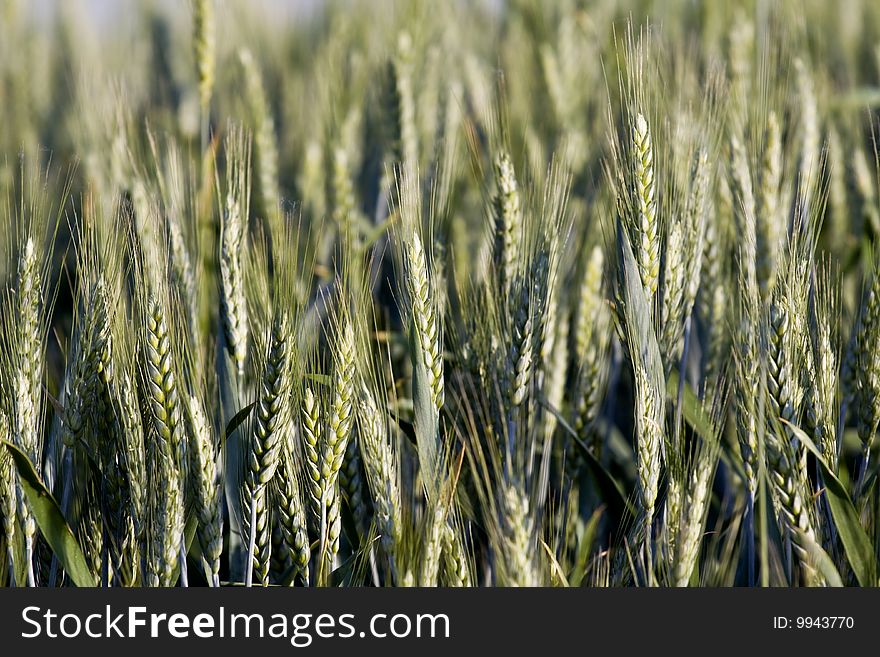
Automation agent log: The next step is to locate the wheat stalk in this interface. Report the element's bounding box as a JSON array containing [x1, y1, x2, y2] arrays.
[[765, 301, 822, 584], [317, 315, 356, 582], [301, 386, 323, 522], [492, 151, 523, 297], [386, 32, 418, 172], [632, 113, 660, 302], [219, 130, 251, 383], [339, 435, 369, 542], [187, 394, 222, 586], [357, 386, 401, 583], [633, 364, 662, 527], [499, 484, 538, 587], [0, 410, 15, 582], [193, 0, 215, 148], [244, 311, 292, 586], [141, 294, 186, 587], [440, 523, 471, 587], [239, 48, 280, 229], [419, 502, 448, 586], [405, 231, 444, 410], [11, 237, 45, 587], [673, 445, 717, 586], [757, 111, 782, 299], [274, 446, 310, 586]]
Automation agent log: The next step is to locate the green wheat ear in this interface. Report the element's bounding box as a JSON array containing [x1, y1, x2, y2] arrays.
[[406, 231, 444, 411], [244, 311, 293, 586], [632, 113, 660, 303], [492, 151, 523, 297], [193, 0, 215, 146]]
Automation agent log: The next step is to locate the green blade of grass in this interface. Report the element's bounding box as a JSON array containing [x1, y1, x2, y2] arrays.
[[171, 512, 200, 585], [223, 401, 255, 447], [1, 440, 97, 587], [665, 369, 717, 444], [569, 507, 603, 587], [784, 421, 877, 586], [542, 399, 635, 522]]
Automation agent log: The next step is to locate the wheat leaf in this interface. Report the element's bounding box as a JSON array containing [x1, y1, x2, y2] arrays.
[[2, 440, 97, 587]]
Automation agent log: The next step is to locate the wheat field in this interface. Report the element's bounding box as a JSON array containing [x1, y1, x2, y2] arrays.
[[1, 0, 879, 587]]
